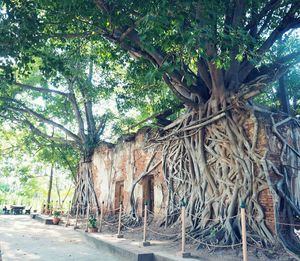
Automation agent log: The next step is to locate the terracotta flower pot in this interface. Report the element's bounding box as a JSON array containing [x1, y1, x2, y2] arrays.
[[88, 227, 98, 233], [53, 217, 61, 225]]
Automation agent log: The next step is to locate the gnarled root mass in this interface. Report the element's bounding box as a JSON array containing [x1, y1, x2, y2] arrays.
[[72, 161, 100, 216], [147, 105, 300, 249]]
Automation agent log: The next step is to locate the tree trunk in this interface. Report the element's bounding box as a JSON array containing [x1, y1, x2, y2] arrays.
[[278, 75, 291, 115], [47, 163, 54, 209], [72, 157, 100, 216], [55, 177, 61, 207]]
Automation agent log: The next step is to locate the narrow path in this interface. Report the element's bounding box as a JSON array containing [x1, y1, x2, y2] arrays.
[[0, 215, 119, 261]]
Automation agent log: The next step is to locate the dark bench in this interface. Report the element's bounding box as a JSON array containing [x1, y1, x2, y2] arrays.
[[11, 205, 25, 215]]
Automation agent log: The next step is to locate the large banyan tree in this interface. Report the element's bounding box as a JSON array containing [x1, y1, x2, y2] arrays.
[[1, 0, 300, 256]]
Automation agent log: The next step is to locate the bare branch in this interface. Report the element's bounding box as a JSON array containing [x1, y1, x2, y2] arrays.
[[245, 0, 282, 33], [0, 97, 81, 143], [231, 0, 246, 28], [95, 114, 108, 142], [94, 0, 110, 14], [23, 118, 79, 148], [80, 62, 96, 137], [197, 58, 212, 91], [245, 50, 300, 82], [163, 74, 199, 107], [15, 82, 69, 97], [239, 3, 300, 83], [66, 81, 86, 140], [102, 28, 205, 104]]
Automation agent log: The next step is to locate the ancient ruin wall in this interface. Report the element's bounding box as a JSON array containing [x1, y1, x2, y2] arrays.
[[91, 128, 166, 217], [90, 112, 299, 234]]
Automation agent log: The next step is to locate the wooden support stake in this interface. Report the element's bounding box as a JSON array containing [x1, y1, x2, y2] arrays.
[[181, 206, 191, 258], [74, 204, 79, 230], [142, 204, 150, 246], [85, 203, 90, 232], [241, 203, 248, 261], [116, 203, 124, 238], [99, 201, 104, 232]]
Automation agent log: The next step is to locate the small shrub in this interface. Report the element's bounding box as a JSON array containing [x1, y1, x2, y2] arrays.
[[53, 211, 61, 218], [88, 215, 97, 228]]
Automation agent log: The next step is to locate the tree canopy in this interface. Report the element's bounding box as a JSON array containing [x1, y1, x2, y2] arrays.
[[1, 0, 299, 112]]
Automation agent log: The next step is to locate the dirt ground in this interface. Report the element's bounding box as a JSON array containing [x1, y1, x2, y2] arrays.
[[0, 214, 297, 261], [72, 214, 297, 261], [0, 215, 119, 261]]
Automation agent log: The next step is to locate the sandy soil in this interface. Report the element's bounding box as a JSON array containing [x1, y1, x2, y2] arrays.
[[0, 215, 119, 261], [71, 215, 297, 261], [0, 214, 297, 261]]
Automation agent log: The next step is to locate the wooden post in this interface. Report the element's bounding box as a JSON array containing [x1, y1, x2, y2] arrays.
[[65, 201, 71, 227], [181, 203, 191, 258], [142, 202, 150, 246], [116, 203, 124, 238], [85, 203, 90, 232], [74, 204, 79, 230], [240, 202, 248, 261], [99, 201, 104, 232]]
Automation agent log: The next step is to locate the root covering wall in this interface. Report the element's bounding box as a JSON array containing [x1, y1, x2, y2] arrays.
[[90, 111, 299, 235]]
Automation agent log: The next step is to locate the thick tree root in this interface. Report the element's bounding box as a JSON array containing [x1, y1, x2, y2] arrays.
[[72, 161, 100, 216], [141, 105, 300, 250]]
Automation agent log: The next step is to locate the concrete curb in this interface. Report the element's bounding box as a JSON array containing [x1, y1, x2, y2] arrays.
[[31, 217, 199, 261], [79, 231, 200, 261], [32, 214, 53, 225], [80, 231, 153, 261]]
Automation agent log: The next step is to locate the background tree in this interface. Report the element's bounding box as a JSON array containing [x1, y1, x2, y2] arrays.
[[0, 127, 74, 209], [0, 41, 113, 212]]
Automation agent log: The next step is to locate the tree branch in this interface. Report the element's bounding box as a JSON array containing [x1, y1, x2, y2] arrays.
[[163, 74, 198, 107], [15, 82, 69, 97], [94, 0, 110, 14], [66, 81, 86, 140], [245, 50, 300, 82], [239, 4, 300, 84], [102, 27, 205, 104], [245, 0, 282, 33], [95, 114, 108, 142], [23, 118, 79, 148], [231, 0, 246, 28], [80, 61, 96, 137], [0, 97, 81, 143], [197, 58, 212, 91]]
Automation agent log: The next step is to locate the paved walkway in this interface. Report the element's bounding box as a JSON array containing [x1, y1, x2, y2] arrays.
[[0, 215, 119, 261]]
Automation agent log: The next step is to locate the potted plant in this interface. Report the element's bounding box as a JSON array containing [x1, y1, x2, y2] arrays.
[[52, 210, 61, 225], [88, 215, 98, 232]]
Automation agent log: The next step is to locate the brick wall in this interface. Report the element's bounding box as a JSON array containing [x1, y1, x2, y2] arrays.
[[91, 127, 166, 218], [258, 188, 276, 233]]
